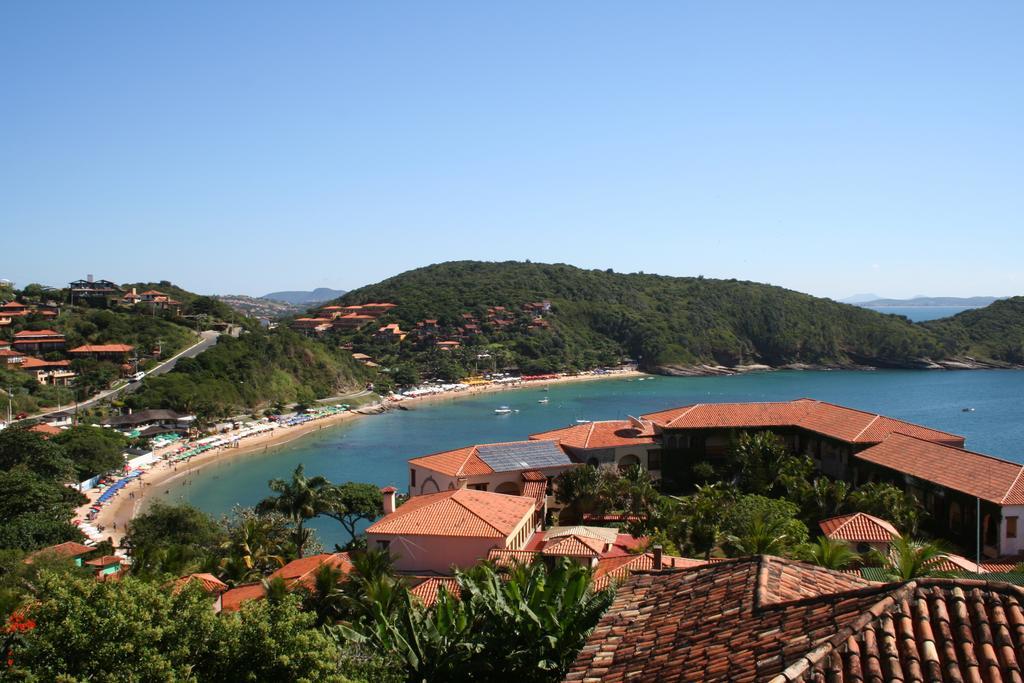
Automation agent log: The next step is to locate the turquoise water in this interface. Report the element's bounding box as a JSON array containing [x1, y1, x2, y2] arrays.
[[162, 370, 1024, 549], [861, 306, 975, 321]]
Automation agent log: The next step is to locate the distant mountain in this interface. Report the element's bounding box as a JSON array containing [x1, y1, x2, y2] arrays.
[[261, 288, 346, 305], [857, 296, 1001, 308], [840, 293, 882, 304]]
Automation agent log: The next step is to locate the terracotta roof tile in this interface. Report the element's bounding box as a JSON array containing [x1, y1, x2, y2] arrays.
[[819, 512, 901, 543], [486, 548, 540, 568], [591, 553, 707, 591], [567, 556, 1024, 682], [269, 552, 354, 591], [408, 440, 572, 478], [641, 399, 964, 446], [171, 573, 229, 595], [25, 541, 94, 563], [366, 488, 535, 539], [409, 577, 460, 606], [531, 419, 657, 449], [69, 344, 134, 353], [855, 432, 1024, 504], [542, 535, 606, 558], [220, 582, 267, 612]]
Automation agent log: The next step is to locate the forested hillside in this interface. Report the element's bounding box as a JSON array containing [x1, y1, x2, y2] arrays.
[[333, 261, 1022, 374], [126, 328, 369, 418], [922, 297, 1024, 363]]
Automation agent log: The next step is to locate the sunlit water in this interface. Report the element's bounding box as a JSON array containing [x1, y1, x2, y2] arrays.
[[158, 369, 1024, 548]]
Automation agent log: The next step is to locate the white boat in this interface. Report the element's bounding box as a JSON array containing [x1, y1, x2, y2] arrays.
[[538, 398, 549, 404], [575, 419, 591, 424], [494, 406, 513, 415]]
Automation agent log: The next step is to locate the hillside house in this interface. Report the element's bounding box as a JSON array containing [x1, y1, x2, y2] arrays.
[[69, 344, 134, 362], [19, 357, 76, 385], [366, 487, 541, 574], [69, 277, 123, 306], [12, 329, 67, 353]]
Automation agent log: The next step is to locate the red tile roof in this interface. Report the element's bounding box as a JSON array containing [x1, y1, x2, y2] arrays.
[[408, 440, 571, 478], [220, 582, 267, 612], [818, 512, 901, 543], [366, 488, 536, 539], [25, 541, 94, 563], [855, 432, 1024, 504], [269, 552, 354, 590], [69, 344, 134, 354], [530, 419, 657, 449], [567, 556, 1002, 682], [19, 357, 72, 369], [171, 572, 229, 595], [13, 329, 64, 339], [642, 399, 965, 446], [28, 423, 62, 437], [486, 548, 540, 568], [591, 552, 706, 591], [409, 577, 460, 606], [541, 534, 606, 558]]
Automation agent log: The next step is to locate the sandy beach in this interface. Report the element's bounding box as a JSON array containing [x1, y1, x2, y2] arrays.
[[83, 369, 646, 546]]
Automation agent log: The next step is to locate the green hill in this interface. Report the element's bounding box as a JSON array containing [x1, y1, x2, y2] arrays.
[[331, 261, 1008, 376], [922, 297, 1024, 363]]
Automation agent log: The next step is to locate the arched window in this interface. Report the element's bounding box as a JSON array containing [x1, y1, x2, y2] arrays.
[[618, 454, 641, 470], [495, 481, 521, 496]]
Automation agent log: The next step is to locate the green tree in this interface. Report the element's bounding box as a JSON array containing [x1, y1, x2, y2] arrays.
[[798, 536, 858, 570], [870, 536, 952, 580], [729, 431, 814, 499], [720, 494, 809, 558], [53, 425, 128, 480], [257, 464, 339, 558], [847, 482, 923, 535], [0, 467, 86, 551], [123, 501, 225, 576], [218, 508, 291, 583], [0, 426, 75, 481], [325, 482, 383, 546]]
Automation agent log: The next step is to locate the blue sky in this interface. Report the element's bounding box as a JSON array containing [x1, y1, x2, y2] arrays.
[[2, 2, 1021, 299]]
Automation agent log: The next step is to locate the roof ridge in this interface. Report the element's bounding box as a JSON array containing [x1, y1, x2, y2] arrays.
[[667, 404, 699, 427], [879, 431, 1023, 469], [584, 422, 597, 448], [851, 414, 881, 442], [1003, 466, 1024, 504], [452, 490, 511, 536]]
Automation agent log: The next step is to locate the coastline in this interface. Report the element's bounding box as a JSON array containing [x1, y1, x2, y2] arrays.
[[86, 369, 646, 545]]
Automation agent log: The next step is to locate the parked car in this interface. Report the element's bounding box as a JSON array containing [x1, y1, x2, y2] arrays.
[[130, 371, 146, 382]]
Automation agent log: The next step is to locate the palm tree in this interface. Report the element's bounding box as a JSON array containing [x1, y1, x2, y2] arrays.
[[724, 514, 791, 557], [870, 536, 951, 580], [303, 563, 348, 625], [800, 536, 858, 570], [256, 464, 340, 557]]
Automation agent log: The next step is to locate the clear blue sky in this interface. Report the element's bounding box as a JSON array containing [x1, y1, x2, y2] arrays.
[[2, 2, 1021, 299]]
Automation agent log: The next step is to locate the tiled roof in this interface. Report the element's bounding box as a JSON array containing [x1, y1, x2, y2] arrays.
[[819, 512, 901, 543], [542, 534, 606, 558], [19, 357, 71, 369], [171, 573, 229, 595], [855, 432, 1024, 505], [530, 419, 657, 449], [642, 399, 965, 446], [568, 556, 1024, 682], [545, 526, 621, 545], [28, 423, 62, 436], [25, 541, 94, 563], [85, 555, 122, 567], [69, 344, 134, 353], [220, 582, 267, 612], [408, 440, 572, 478], [366, 488, 535, 539], [486, 548, 540, 568], [591, 553, 706, 591], [409, 577, 460, 606], [13, 329, 64, 339], [269, 552, 354, 590]]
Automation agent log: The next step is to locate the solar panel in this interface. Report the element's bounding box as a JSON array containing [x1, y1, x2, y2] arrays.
[[476, 440, 571, 472]]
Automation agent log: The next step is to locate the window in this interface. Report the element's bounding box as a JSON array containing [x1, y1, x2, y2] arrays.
[[410, 469, 416, 487], [1008, 516, 1018, 539], [469, 483, 488, 491], [376, 540, 390, 551], [647, 450, 662, 471]]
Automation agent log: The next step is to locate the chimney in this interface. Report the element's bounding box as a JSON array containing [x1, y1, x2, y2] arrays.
[[652, 544, 663, 570], [381, 486, 397, 515]]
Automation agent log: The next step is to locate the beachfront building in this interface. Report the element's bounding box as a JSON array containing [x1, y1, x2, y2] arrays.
[[11, 329, 67, 353], [566, 555, 1024, 682], [531, 418, 662, 479], [25, 541, 96, 567], [365, 487, 541, 574], [101, 408, 195, 434], [406, 439, 576, 514]]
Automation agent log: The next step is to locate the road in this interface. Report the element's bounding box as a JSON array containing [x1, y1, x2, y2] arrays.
[[25, 329, 223, 420]]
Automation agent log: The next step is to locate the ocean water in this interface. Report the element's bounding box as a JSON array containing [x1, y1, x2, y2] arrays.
[[862, 306, 975, 321], [160, 370, 1024, 549]]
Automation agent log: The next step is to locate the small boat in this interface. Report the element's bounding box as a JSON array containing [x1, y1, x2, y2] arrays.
[[538, 398, 549, 404], [575, 419, 591, 424], [542, 387, 550, 392], [962, 407, 975, 412], [494, 406, 513, 415]]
